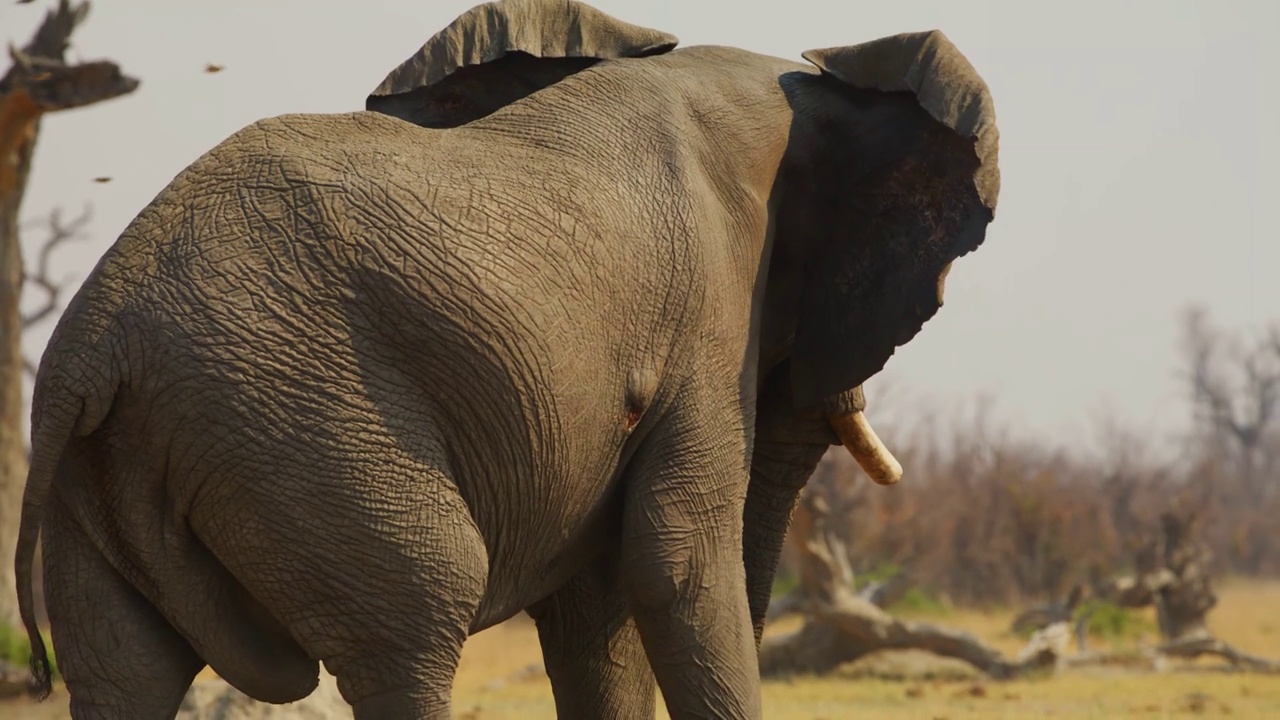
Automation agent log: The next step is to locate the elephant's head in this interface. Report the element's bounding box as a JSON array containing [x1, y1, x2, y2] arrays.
[[365, 0, 678, 128], [762, 29, 999, 486], [791, 32, 997, 394], [736, 32, 997, 636]]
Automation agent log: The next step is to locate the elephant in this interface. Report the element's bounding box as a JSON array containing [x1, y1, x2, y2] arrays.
[[13, 1, 1000, 718]]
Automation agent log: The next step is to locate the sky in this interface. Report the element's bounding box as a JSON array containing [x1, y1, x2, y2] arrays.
[[3, 0, 1277, 451]]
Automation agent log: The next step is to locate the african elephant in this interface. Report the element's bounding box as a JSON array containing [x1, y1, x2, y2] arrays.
[[14, 1, 1000, 718]]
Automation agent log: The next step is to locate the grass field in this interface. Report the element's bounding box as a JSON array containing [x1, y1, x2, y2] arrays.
[[448, 577, 1280, 719], [5, 579, 1279, 718]]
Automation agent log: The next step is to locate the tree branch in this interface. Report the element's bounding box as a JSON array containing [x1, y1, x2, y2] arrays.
[[1180, 306, 1280, 487], [2, 1, 139, 197], [20, 204, 90, 332], [3, 0, 136, 387]]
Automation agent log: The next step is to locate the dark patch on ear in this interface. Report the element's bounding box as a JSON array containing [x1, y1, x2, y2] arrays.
[[802, 30, 1000, 212], [365, 0, 677, 128], [366, 53, 598, 128], [786, 31, 999, 408], [790, 103, 991, 408]]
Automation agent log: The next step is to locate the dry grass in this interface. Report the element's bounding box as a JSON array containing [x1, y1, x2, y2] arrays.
[[4, 580, 1278, 719], [450, 578, 1280, 719]]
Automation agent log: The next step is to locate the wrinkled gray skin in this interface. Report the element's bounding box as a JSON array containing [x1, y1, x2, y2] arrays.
[[13, 1, 999, 718]]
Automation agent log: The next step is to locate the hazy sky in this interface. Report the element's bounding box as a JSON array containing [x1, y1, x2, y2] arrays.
[[4, 0, 1277, 449]]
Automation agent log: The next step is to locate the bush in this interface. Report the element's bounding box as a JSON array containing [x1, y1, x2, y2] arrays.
[[852, 562, 903, 591], [1076, 600, 1154, 643], [771, 571, 799, 599], [886, 588, 951, 617], [776, 399, 1280, 608]]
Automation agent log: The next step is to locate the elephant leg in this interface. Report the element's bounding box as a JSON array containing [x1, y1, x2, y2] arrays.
[[43, 494, 204, 720], [527, 554, 657, 720], [196, 456, 489, 720], [620, 385, 762, 719]]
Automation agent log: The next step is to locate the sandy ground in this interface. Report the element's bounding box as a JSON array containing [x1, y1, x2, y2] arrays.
[[5, 578, 1279, 719]]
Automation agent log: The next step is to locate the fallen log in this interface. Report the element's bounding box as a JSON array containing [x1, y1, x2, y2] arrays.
[[760, 483, 1062, 679], [760, 591, 1063, 679]]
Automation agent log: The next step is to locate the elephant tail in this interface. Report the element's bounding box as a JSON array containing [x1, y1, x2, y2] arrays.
[[14, 335, 123, 700]]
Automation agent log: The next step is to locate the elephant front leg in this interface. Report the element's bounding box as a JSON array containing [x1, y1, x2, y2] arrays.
[[527, 554, 657, 719], [620, 390, 762, 720]]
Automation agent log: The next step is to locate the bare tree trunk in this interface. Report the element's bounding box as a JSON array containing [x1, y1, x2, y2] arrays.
[[0, 42, 44, 635], [0, 0, 138, 630], [0, 143, 24, 631], [1094, 511, 1218, 643]]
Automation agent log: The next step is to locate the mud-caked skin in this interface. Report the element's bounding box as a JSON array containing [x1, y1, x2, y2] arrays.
[[14, 1, 1001, 718]]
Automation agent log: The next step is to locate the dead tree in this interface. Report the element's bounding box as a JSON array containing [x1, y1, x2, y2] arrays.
[[1009, 583, 1091, 652], [1181, 306, 1280, 498], [759, 479, 1062, 679], [19, 204, 92, 379], [0, 0, 138, 632], [1089, 509, 1279, 673]]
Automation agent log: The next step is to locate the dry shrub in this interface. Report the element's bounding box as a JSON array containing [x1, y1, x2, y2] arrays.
[[781, 396, 1280, 608]]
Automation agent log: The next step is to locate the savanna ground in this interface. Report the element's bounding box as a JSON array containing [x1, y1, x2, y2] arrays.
[[4, 579, 1278, 719]]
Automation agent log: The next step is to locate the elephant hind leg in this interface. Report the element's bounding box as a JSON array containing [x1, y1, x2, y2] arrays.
[[184, 558, 321, 704], [43, 494, 204, 720], [197, 456, 490, 720], [528, 553, 657, 720]]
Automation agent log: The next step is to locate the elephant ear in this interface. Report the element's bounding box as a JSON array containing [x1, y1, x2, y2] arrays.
[[789, 30, 1001, 408], [366, 0, 678, 128]]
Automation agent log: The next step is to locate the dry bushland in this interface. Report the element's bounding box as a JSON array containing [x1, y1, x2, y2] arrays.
[[783, 381, 1280, 610]]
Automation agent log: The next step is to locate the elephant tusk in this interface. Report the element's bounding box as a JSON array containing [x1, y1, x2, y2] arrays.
[[827, 410, 903, 486], [937, 261, 953, 306]]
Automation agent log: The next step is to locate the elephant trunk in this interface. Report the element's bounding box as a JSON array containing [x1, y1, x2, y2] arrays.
[[742, 439, 829, 644], [743, 376, 902, 645]]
